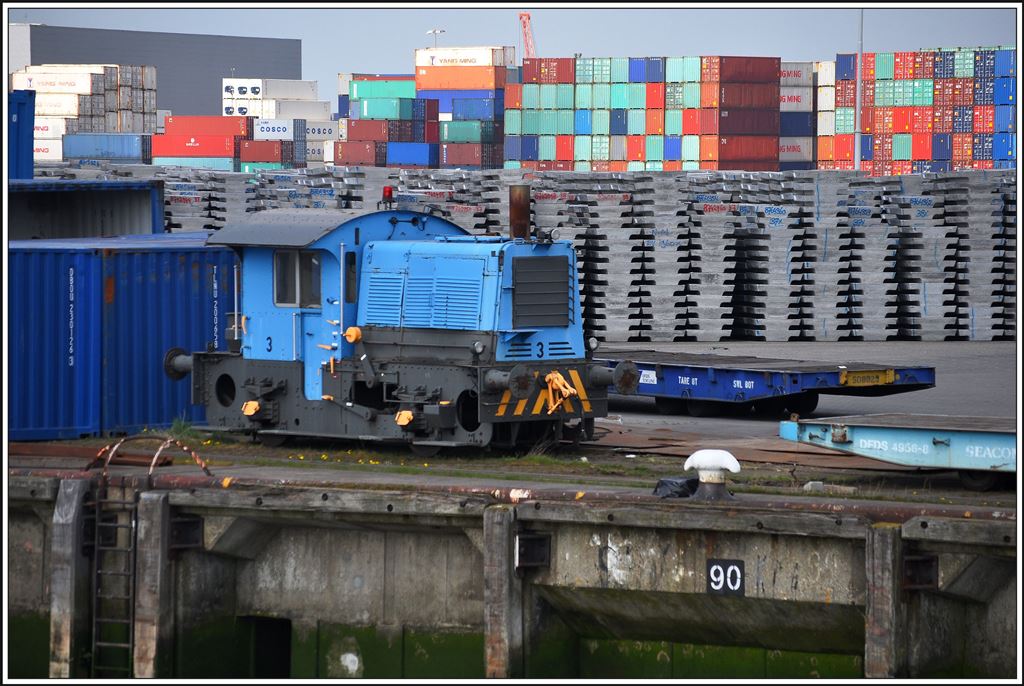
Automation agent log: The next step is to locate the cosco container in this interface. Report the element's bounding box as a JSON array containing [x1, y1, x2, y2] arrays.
[[780, 62, 814, 87], [9, 234, 237, 439], [254, 119, 300, 141], [62, 134, 152, 162]]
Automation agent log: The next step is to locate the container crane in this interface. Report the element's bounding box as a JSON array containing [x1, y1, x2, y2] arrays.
[[519, 12, 537, 59]]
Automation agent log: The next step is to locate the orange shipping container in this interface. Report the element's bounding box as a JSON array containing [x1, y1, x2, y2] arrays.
[[591, 160, 611, 172], [892, 107, 913, 133], [626, 135, 646, 161], [699, 160, 719, 170], [862, 53, 876, 81], [972, 159, 994, 170], [415, 66, 507, 90], [834, 160, 856, 170], [663, 160, 683, 171], [700, 56, 720, 82], [912, 106, 934, 133], [646, 109, 664, 135], [699, 134, 719, 160], [608, 160, 628, 172], [700, 82, 719, 108], [504, 84, 523, 110], [952, 133, 973, 158], [556, 135, 574, 161], [911, 133, 932, 160], [873, 134, 893, 160], [699, 109, 719, 135], [817, 135, 835, 161], [892, 160, 913, 175], [834, 134, 855, 161], [817, 160, 835, 170], [860, 160, 874, 175], [682, 109, 701, 135]]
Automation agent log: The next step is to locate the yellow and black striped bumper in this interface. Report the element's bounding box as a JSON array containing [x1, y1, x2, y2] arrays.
[[480, 366, 607, 422]]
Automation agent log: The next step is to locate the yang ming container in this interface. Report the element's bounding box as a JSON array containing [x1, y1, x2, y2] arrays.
[[9, 233, 237, 439]]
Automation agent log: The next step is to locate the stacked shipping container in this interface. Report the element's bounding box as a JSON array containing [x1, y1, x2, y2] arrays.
[[339, 74, 440, 167], [814, 59, 838, 170], [710, 56, 781, 171], [222, 78, 331, 120], [151, 115, 253, 170], [779, 61, 817, 170]]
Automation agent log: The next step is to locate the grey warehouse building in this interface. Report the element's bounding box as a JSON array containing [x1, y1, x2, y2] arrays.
[[9, 23, 301, 115]]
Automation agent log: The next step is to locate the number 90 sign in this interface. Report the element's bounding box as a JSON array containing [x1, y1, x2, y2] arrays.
[[706, 559, 745, 596]]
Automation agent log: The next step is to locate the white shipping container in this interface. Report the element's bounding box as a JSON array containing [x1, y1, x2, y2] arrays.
[[156, 109, 172, 133], [780, 62, 814, 87], [324, 138, 336, 162], [305, 140, 326, 160], [143, 66, 157, 90], [222, 78, 263, 98], [816, 86, 836, 112], [34, 138, 63, 161], [337, 118, 348, 142], [817, 111, 836, 136], [34, 93, 87, 116], [414, 46, 511, 68], [254, 119, 296, 141], [779, 87, 814, 112], [264, 100, 331, 119], [11, 72, 103, 94], [261, 79, 318, 100], [814, 61, 836, 87], [25, 63, 115, 74], [337, 73, 352, 96], [33, 117, 69, 139], [438, 112, 453, 122], [305, 120, 338, 140], [778, 137, 815, 162]]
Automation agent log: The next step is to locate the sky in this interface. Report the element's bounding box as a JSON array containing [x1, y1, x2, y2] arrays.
[[7, 5, 1019, 103]]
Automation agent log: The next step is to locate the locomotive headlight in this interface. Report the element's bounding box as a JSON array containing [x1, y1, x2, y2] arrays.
[[471, 340, 485, 355], [549, 228, 561, 241], [587, 337, 600, 352]]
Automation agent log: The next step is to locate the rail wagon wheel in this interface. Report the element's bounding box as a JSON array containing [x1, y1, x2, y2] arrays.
[[686, 399, 727, 418], [786, 392, 819, 416], [753, 397, 788, 417], [958, 470, 1001, 492], [654, 397, 688, 415]]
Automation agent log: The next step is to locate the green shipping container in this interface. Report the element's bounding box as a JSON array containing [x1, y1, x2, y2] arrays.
[[913, 79, 933, 106], [592, 135, 610, 160], [522, 84, 540, 109], [593, 58, 612, 83], [683, 83, 701, 109], [892, 133, 912, 160], [575, 161, 592, 171], [576, 58, 594, 84], [895, 81, 913, 107], [646, 161, 663, 171], [574, 135, 592, 161], [646, 135, 664, 161], [557, 110, 574, 135], [556, 84, 575, 109], [835, 108, 855, 134], [522, 109, 541, 135], [504, 109, 522, 135], [504, 160, 521, 169], [592, 109, 610, 135], [441, 120, 493, 143], [665, 109, 683, 136], [954, 50, 975, 77], [875, 53, 895, 80], [628, 83, 646, 109], [610, 84, 629, 109], [666, 57, 685, 82], [874, 80, 894, 107], [627, 109, 646, 135], [539, 110, 557, 135], [350, 80, 417, 99], [682, 135, 700, 161], [357, 98, 413, 120], [240, 162, 285, 172], [575, 84, 593, 109], [682, 56, 702, 82], [627, 161, 645, 171], [611, 57, 629, 83], [539, 135, 556, 161], [592, 83, 611, 109], [665, 83, 686, 108], [540, 84, 557, 110], [682, 161, 700, 170]]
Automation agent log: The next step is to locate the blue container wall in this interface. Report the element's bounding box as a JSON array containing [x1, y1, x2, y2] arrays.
[[934, 52, 955, 78], [610, 109, 628, 135], [414, 89, 502, 113], [973, 51, 996, 79], [860, 135, 874, 160], [452, 98, 503, 121], [780, 112, 815, 137], [994, 50, 1016, 77], [778, 161, 816, 171], [835, 54, 857, 80], [628, 58, 646, 82], [338, 94, 350, 116], [972, 134, 993, 160], [932, 133, 952, 160], [994, 77, 1016, 105], [520, 135, 540, 161], [9, 249, 102, 439], [993, 133, 1015, 160], [62, 134, 151, 161], [912, 161, 951, 173], [9, 90, 35, 180], [993, 160, 1016, 169], [645, 57, 666, 82], [387, 142, 438, 165], [504, 135, 522, 159], [664, 135, 682, 160], [952, 107, 973, 133], [994, 105, 1015, 132], [973, 78, 994, 105], [574, 109, 592, 135]]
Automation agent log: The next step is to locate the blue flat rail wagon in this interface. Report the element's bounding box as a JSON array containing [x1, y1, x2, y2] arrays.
[[597, 351, 936, 417], [779, 413, 1016, 490]]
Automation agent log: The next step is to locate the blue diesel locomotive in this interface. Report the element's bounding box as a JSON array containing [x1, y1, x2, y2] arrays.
[[166, 196, 637, 454]]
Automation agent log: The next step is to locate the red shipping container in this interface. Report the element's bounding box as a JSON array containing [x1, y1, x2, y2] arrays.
[[951, 158, 971, 171], [894, 52, 915, 80], [817, 160, 835, 170], [861, 107, 875, 133], [913, 52, 935, 79], [335, 141, 376, 165], [892, 107, 913, 133], [440, 143, 479, 166], [718, 135, 778, 161], [699, 135, 718, 160], [591, 161, 611, 172], [163, 115, 250, 138], [953, 78, 974, 106], [699, 160, 719, 170], [420, 99, 440, 122], [972, 159, 994, 170], [718, 160, 780, 171], [387, 120, 415, 142], [873, 134, 893, 160], [861, 160, 874, 175], [522, 58, 540, 83], [952, 133, 973, 158], [682, 109, 701, 135], [892, 160, 913, 175], [833, 160, 856, 170], [504, 84, 523, 110], [718, 56, 780, 83], [424, 121, 439, 144], [836, 80, 856, 108], [626, 135, 646, 161], [874, 107, 894, 134], [646, 109, 664, 135], [871, 159, 890, 176], [834, 134, 855, 161], [911, 133, 932, 160], [239, 140, 282, 162], [973, 105, 995, 133], [151, 134, 237, 158], [933, 79, 953, 106], [662, 160, 683, 171], [608, 161, 628, 172], [698, 109, 719, 135], [700, 56, 720, 82], [700, 82, 719, 108], [817, 136, 835, 161], [554, 161, 574, 171], [520, 160, 540, 170], [348, 120, 389, 141], [862, 53, 876, 81], [538, 58, 574, 84], [718, 109, 779, 135], [862, 79, 875, 106], [932, 107, 953, 133], [555, 135, 574, 161], [718, 83, 779, 109], [646, 83, 665, 109], [536, 161, 554, 171], [912, 106, 934, 133]]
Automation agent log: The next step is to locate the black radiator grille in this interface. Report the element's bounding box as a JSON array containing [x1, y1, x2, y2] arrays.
[[512, 256, 571, 329]]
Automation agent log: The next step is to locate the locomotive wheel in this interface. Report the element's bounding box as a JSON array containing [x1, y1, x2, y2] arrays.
[[409, 443, 442, 459], [258, 432, 289, 448]]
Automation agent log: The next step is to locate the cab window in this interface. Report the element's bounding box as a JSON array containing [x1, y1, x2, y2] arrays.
[[274, 250, 321, 308]]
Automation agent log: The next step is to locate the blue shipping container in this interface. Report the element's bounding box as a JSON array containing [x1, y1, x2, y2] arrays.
[[574, 109, 592, 135], [994, 77, 1016, 105], [414, 89, 502, 114], [452, 98, 503, 121], [629, 58, 646, 82], [9, 90, 35, 180], [645, 57, 666, 83], [860, 134, 874, 161], [780, 112, 815, 137], [912, 161, 951, 173], [62, 133, 152, 162], [953, 107, 974, 133], [778, 161, 816, 171], [974, 51, 996, 79], [504, 135, 522, 160], [973, 134, 993, 160], [664, 135, 682, 160], [993, 133, 1016, 160], [973, 78, 995, 105], [10, 178, 166, 239], [934, 51, 955, 79], [338, 94, 350, 117], [993, 160, 1016, 169], [994, 105, 1016, 133], [10, 233, 237, 438], [835, 53, 857, 81], [386, 142, 438, 166], [412, 121, 425, 142], [932, 133, 952, 160], [994, 50, 1016, 77], [412, 98, 437, 121], [610, 109, 628, 135], [520, 135, 540, 161]]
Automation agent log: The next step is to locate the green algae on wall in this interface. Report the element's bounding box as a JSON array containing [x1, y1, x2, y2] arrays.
[[8, 611, 51, 678]]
